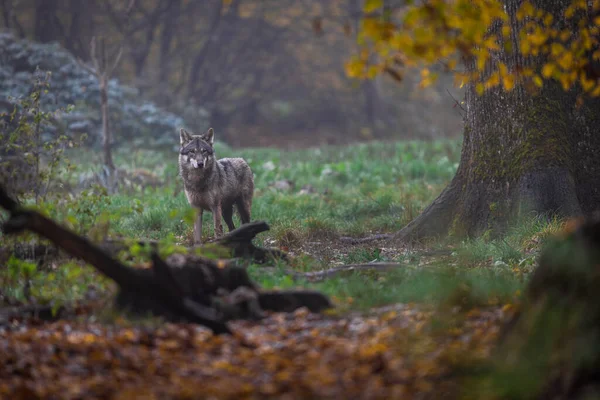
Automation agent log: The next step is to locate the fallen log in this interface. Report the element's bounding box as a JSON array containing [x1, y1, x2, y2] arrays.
[[1, 206, 232, 334], [1, 222, 287, 266], [296, 262, 408, 282], [0, 185, 332, 334], [211, 221, 288, 262]]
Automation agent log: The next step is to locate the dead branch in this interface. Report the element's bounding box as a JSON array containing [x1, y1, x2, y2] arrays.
[[1, 221, 286, 269], [0, 185, 231, 334], [295, 262, 408, 282], [211, 221, 288, 262], [258, 290, 334, 312], [0, 185, 18, 211], [339, 233, 393, 244], [0, 185, 332, 331]]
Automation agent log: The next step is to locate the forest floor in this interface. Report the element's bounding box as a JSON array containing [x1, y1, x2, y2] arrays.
[[0, 139, 563, 398]]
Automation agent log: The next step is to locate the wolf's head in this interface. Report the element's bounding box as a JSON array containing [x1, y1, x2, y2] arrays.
[[179, 127, 215, 170]]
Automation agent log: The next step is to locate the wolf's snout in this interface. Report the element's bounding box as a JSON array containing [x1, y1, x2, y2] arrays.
[[190, 159, 203, 169]]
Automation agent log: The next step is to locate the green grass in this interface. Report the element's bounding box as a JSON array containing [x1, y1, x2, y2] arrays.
[[0, 138, 564, 312], [61, 139, 460, 241]]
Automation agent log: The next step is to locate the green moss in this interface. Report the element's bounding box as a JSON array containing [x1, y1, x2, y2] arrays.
[[449, 213, 467, 238], [471, 87, 571, 181]]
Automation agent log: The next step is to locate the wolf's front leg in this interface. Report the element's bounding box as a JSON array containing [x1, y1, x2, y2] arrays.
[[193, 208, 203, 244], [212, 204, 223, 238]]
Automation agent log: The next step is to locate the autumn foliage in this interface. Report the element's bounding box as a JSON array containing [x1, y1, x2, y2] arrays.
[[348, 0, 600, 97]]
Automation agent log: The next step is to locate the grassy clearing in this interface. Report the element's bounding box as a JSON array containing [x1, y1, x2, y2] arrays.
[[64, 139, 460, 241], [0, 138, 565, 312]]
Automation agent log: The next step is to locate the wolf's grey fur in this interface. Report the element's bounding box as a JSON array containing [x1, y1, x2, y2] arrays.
[[178, 127, 254, 244]]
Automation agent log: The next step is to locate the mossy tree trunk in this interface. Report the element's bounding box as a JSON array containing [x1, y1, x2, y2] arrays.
[[393, 0, 600, 242]]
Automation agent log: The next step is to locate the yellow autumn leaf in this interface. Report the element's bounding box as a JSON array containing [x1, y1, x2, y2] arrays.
[[557, 52, 574, 70], [559, 30, 571, 42], [502, 74, 515, 91], [581, 77, 595, 92], [565, 5, 576, 19], [559, 75, 571, 90], [476, 82, 485, 95], [529, 29, 548, 46], [447, 59, 458, 71], [364, 0, 383, 13], [541, 63, 555, 78], [519, 67, 533, 77], [362, 18, 382, 39], [485, 72, 500, 89], [484, 37, 500, 51], [550, 42, 564, 56], [533, 75, 544, 87], [476, 52, 488, 70], [517, 1, 534, 21], [366, 65, 380, 79], [498, 62, 508, 77], [344, 59, 365, 78]]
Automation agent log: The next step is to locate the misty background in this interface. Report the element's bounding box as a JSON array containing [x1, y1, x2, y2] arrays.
[[0, 0, 463, 149]]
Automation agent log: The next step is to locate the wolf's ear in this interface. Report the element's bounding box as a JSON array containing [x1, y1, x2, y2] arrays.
[[205, 128, 214, 145], [180, 128, 192, 145]]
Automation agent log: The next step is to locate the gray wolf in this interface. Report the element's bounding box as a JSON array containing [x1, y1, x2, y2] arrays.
[[178, 127, 254, 244]]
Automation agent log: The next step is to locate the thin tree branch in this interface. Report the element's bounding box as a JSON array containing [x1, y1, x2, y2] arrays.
[[108, 46, 124, 77]]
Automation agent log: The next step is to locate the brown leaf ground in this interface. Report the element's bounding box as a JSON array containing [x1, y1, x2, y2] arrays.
[[0, 303, 514, 399]]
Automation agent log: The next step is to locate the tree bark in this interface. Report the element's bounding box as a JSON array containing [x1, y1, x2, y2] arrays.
[[392, 0, 600, 242]]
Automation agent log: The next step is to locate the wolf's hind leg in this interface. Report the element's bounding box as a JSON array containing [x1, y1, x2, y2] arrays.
[[236, 197, 251, 225], [193, 209, 203, 244], [222, 205, 236, 232]]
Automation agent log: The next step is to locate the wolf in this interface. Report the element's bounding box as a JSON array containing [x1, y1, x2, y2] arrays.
[[178, 127, 254, 244]]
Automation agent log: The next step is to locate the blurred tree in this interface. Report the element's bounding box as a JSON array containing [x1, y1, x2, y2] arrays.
[[0, 0, 463, 146], [350, 0, 600, 239], [34, 0, 61, 43]]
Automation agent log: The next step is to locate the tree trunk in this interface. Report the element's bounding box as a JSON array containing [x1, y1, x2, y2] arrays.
[[158, 0, 180, 88], [65, 0, 95, 60], [187, 0, 225, 100], [0, 0, 11, 29], [392, 0, 600, 242], [34, 0, 62, 43]]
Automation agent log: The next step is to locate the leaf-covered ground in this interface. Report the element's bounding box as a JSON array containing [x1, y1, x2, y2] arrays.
[[1, 139, 555, 398], [0, 303, 514, 399]]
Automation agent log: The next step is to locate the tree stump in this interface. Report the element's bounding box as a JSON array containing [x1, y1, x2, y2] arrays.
[[489, 216, 600, 399]]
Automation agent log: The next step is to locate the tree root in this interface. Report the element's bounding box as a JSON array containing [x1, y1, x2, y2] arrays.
[[339, 234, 393, 244]]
